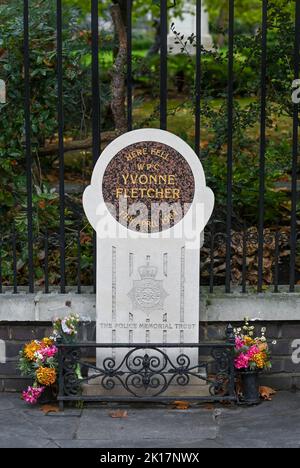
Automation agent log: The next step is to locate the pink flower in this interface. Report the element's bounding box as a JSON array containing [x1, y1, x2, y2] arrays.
[[234, 353, 250, 370], [22, 386, 45, 404], [235, 337, 245, 350], [39, 345, 58, 361], [247, 345, 260, 359]]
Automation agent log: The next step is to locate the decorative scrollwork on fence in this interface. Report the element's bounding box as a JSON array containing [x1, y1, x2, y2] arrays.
[[60, 345, 235, 400], [61, 348, 82, 396], [209, 348, 232, 397]]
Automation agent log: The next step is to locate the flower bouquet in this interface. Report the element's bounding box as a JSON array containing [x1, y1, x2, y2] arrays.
[[19, 313, 81, 405], [234, 319, 272, 405], [234, 320, 272, 372], [18, 338, 58, 404], [53, 313, 80, 343]]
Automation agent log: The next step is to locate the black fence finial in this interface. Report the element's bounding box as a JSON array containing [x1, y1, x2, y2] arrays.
[[226, 323, 235, 344]]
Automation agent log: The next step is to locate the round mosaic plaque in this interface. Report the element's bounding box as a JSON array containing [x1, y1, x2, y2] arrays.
[[102, 141, 195, 233]]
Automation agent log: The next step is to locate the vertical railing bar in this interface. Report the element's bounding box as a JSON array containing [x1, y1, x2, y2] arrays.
[[0, 237, 2, 294], [290, 0, 300, 292], [24, 0, 34, 293], [257, 0, 268, 293], [225, 0, 234, 294], [195, 0, 201, 157], [242, 228, 247, 294], [92, 235, 97, 294], [12, 222, 17, 294], [127, 0, 132, 131], [57, 0, 65, 293], [58, 342, 64, 412], [160, 0, 168, 130], [91, 0, 101, 295], [225, 325, 236, 398], [91, 0, 100, 167], [209, 229, 215, 294], [77, 229, 81, 295], [44, 230, 49, 294], [274, 231, 279, 293]]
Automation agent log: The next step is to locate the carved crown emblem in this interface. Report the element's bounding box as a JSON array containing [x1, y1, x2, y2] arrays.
[[138, 261, 157, 280], [128, 257, 168, 312]]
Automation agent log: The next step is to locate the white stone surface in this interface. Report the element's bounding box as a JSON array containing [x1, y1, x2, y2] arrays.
[[83, 129, 214, 368], [0, 290, 95, 322], [1, 287, 300, 322], [169, 1, 213, 54]]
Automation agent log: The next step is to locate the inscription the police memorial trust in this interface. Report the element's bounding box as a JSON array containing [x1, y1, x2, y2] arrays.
[[99, 322, 197, 330], [102, 141, 195, 233]]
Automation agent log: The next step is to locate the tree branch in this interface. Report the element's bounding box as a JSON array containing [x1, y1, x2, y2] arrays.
[[38, 131, 118, 157], [110, 3, 127, 133]]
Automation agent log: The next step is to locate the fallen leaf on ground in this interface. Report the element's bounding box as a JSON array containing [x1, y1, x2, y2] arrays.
[[203, 403, 214, 410], [172, 400, 190, 410], [40, 404, 60, 414], [220, 400, 234, 406], [259, 386, 276, 401], [235, 379, 243, 397], [109, 410, 128, 418]]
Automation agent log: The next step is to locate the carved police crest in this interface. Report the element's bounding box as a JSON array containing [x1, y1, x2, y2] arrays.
[[128, 259, 168, 311]]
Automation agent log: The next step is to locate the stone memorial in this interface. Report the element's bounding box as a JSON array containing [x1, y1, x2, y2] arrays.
[[169, 1, 213, 54], [83, 128, 214, 395]]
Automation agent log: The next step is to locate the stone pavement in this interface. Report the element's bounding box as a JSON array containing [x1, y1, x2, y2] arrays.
[[1, 391, 300, 448]]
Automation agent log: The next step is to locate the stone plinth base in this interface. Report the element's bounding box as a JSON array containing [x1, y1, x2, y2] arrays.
[[82, 372, 211, 399]]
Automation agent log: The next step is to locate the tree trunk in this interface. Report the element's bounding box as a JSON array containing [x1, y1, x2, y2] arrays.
[[110, 3, 127, 134], [216, 6, 227, 48], [147, 19, 161, 56]]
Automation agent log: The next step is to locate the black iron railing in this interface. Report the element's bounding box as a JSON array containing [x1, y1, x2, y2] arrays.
[[0, 1, 299, 294], [57, 341, 236, 410], [0, 227, 298, 294]]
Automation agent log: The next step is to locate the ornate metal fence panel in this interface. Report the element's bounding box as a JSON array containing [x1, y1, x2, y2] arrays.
[[57, 342, 236, 409]]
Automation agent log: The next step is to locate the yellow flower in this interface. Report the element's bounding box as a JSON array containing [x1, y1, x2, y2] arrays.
[[42, 337, 53, 347], [244, 336, 254, 346], [252, 352, 267, 369], [36, 367, 56, 386], [24, 341, 41, 361]]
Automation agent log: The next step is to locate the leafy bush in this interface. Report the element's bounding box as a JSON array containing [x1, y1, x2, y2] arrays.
[[203, 139, 292, 226], [0, 0, 91, 230]]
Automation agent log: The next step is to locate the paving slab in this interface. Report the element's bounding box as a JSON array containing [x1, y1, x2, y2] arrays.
[[0, 392, 300, 448], [75, 408, 218, 445]]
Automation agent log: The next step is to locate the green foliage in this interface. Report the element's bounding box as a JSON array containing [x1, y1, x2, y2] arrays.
[[204, 0, 262, 35], [64, 0, 186, 24], [0, 0, 298, 286], [0, 0, 98, 286], [0, 0, 91, 230], [139, 0, 297, 227], [204, 138, 291, 225], [18, 354, 36, 379], [139, 52, 257, 97]]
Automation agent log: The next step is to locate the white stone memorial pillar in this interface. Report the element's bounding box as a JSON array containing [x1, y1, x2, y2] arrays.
[[169, 1, 213, 54], [83, 129, 214, 394]]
